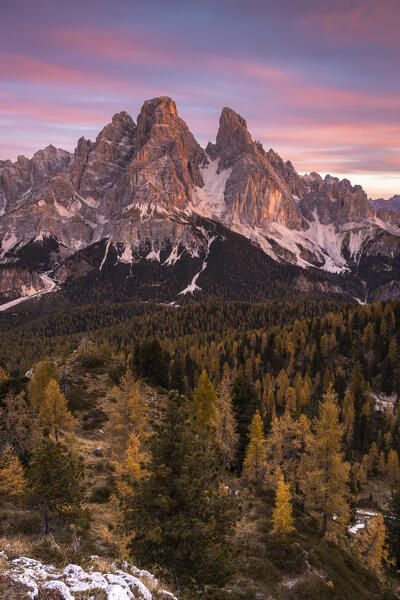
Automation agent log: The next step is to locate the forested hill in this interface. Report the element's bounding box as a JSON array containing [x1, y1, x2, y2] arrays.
[[1, 299, 400, 598]]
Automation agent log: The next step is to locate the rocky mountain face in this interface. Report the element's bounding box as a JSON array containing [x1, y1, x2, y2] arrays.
[[370, 195, 400, 212], [1, 96, 400, 308]]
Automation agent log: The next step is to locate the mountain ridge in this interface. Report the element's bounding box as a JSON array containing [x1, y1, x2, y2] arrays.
[[1, 96, 400, 308]]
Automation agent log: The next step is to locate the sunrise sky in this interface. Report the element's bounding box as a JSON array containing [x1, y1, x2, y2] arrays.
[[1, 0, 399, 198]]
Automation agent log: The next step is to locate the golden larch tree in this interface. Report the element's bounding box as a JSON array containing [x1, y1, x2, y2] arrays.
[[271, 471, 294, 535], [301, 388, 350, 544], [214, 365, 238, 468], [28, 360, 59, 411], [387, 449, 400, 488], [265, 411, 310, 506], [192, 370, 217, 434], [353, 513, 389, 577], [0, 445, 25, 498], [39, 379, 75, 441], [243, 410, 266, 483], [108, 371, 146, 459]]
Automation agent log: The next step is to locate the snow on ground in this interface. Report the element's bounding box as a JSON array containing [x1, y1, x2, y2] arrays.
[[190, 159, 231, 220], [370, 392, 397, 412], [118, 243, 133, 264], [99, 237, 112, 271], [0, 272, 57, 313], [2, 552, 177, 600], [1, 231, 18, 252], [178, 233, 216, 295], [348, 509, 378, 535], [163, 244, 182, 266], [146, 247, 161, 262]]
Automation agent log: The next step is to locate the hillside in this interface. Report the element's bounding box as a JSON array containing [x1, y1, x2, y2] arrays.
[[1, 300, 400, 598]]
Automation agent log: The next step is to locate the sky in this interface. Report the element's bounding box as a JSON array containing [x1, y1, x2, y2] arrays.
[[1, 0, 399, 198]]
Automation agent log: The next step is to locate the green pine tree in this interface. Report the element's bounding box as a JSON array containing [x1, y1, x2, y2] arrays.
[[126, 391, 238, 589], [27, 430, 85, 542]]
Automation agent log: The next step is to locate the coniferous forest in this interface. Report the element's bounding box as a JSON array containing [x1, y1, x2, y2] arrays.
[[1, 296, 400, 598]]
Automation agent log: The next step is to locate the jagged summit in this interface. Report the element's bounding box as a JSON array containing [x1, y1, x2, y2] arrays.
[[0, 95, 400, 307]]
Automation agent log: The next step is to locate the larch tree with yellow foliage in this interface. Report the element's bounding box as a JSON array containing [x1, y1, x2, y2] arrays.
[[192, 370, 217, 434], [271, 472, 294, 535], [214, 365, 238, 469], [0, 366, 9, 383], [0, 445, 25, 499], [265, 411, 310, 506], [108, 371, 149, 522], [243, 410, 266, 483], [301, 388, 350, 544], [387, 449, 400, 488], [353, 513, 389, 577], [114, 430, 149, 514], [28, 360, 59, 411], [108, 371, 147, 459], [39, 379, 75, 441]]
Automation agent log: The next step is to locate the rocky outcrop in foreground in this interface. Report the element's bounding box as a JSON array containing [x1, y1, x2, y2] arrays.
[[0, 551, 177, 600]]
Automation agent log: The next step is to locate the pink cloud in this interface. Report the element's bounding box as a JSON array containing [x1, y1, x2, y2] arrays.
[[296, 0, 400, 45]]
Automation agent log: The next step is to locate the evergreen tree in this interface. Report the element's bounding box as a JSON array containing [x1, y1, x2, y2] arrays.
[[39, 379, 75, 441], [126, 391, 237, 589], [127, 392, 235, 587], [27, 431, 85, 541], [169, 357, 186, 394], [0, 392, 40, 459], [386, 485, 400, 569], [231, 373, 259, 467], [368, 442, 380, 476], [134, 340, 169, 388], [271, 472, 294, 535]]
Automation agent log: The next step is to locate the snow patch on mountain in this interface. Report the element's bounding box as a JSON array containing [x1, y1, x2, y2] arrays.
[[99, 238, 112, 270], [146, 247, 161, 261], [178, 233, 216, 295], [190, 159, 231, 219], [2, 231, 18, 252], [164, 244, 182, 266]]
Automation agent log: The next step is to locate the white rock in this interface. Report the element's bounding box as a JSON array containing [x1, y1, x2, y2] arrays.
[[106, 573, 134, 597], [42, 580, 75, 600], [106, 584, 131, 600], [7, 573, 39, 598], [115, 570, 152, 600], [160, 591, 178, 600]]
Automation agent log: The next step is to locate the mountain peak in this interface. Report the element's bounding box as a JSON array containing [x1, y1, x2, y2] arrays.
[[111, 110, 135, 128], [215, 106, 254, 169], [139, 96, 178, 120]]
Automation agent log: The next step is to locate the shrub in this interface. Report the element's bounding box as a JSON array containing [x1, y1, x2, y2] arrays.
[[109, 364, 126, 385], [81, 357, 105, 370], [88, 486, 112, 504], [82, 408, 108, 431]]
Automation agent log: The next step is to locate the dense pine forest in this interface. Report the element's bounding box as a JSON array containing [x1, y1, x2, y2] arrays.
[[1, 298, 400, 599]]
